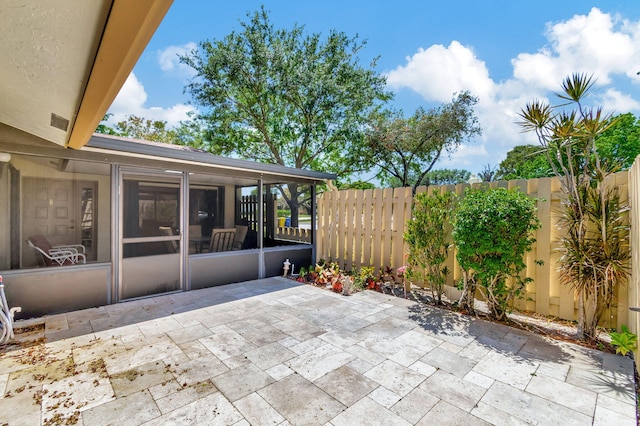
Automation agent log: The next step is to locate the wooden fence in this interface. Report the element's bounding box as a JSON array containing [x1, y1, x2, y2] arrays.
[[275, 226, 311, 243], [628, 157, 640, 363], [317, 171, 630, 328]]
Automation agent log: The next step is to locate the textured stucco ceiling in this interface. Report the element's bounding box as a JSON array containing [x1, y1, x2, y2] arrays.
[[0, 1, 172, 149]]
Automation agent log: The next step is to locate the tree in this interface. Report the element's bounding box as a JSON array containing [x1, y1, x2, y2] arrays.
[[180, 7, 391, 226], [477, 164, 498, 182], [595, 112, 640, 170], [96, 114, 119, 135], [111, 115, 179, 143], [386, 168, 470, 188], [424, 169, 471, 186], [518, 73, 629, 340], [453, 187, 540, 320], [498, 113, 640, 182], [366, 92, 481, 193], [496, 145, 553, 180], [96, 113, 209, 149], [337, 181, 377, 190]]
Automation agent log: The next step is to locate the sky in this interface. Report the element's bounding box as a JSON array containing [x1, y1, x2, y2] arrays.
[[107, 1, 640, 176]]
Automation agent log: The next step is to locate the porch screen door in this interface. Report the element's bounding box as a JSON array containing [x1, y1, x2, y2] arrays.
[[119, 174, 183, 300]]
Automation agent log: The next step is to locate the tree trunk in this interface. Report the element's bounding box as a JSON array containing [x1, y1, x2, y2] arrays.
[[576, 290, 586, 340], [458, 271, 475, 313], [287, 183, 300, 228]]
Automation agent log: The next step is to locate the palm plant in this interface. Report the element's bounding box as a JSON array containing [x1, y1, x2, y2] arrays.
[[518, 73, 629, 340]]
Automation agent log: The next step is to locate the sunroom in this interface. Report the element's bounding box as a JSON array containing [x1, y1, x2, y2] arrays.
[[0, 130, 333, 319]]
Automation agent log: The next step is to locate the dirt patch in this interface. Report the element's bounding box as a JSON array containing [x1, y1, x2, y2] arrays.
[[111, 369, 144, 382]]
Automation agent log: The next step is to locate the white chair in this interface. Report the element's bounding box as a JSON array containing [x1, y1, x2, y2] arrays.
[[27, 235, 86, 266]]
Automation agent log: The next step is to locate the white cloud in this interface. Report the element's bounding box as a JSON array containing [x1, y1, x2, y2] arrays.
[[436, 144, 489, 169], [599, 88, 640, 113], [108, 73, 196, 127], [386, 41, 495, 103], [157, 42, 198, 77], [512, 8, 639, 89], [384, 8, 640, 172]]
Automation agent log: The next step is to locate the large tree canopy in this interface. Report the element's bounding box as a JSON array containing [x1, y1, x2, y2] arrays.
[[386, 168, 471, 188], [365, 92, 481, 193], [95, 114, 206, 147], [595, 112, 640, 170], [496, 145, 553, 180], [180, 7, 391, 177], [497, 113, 640, 181]]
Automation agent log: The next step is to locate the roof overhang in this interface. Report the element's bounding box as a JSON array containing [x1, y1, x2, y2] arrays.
[[86, 134, 337, 182], [0, 0, 173, 150]]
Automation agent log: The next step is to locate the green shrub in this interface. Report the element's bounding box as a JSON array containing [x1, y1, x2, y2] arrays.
[[352, 266, 376, 290], [404, 189, 456, 304], [610, 325, 637, 356], [453, 187, 540, 320]]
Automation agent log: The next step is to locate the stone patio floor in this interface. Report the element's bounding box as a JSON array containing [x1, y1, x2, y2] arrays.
[[0, 277, 637, 425]]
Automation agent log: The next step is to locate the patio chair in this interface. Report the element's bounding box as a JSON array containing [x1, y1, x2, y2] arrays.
[[27, 234, 86, 266], [209, 228, 236, 252], [233, 225, 248, 250]]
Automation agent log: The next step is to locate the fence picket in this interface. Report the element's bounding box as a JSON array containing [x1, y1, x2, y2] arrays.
[[629, 159, 640, 368], [372, 188, 383, 270], [362, 189, 373, 268]]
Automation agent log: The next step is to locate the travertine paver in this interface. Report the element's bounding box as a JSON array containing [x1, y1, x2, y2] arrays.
[[480, 381, 593, 425], [211, 362, 274, 402], [417, 400, 490, 425], [285, 343, 354, 381], [419, 346, 477, 377], [82, 390, 161, 425], [110, 361, 174, 398], [0, 277, 636, 425], [257, 373, 345, 425], [420, 370, 487, 412], [331, 396, 411, 426], [313, 365, 379, 406], [364, 359, 427, 396], [149, 380, 218, 415], [232, 392, 285, 426], [525, 374, 597, 415], [143, 391, 245, 425], [243, 341, 296, 370], [390, 386, 440, 424], [473, 349, 539, 389]]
